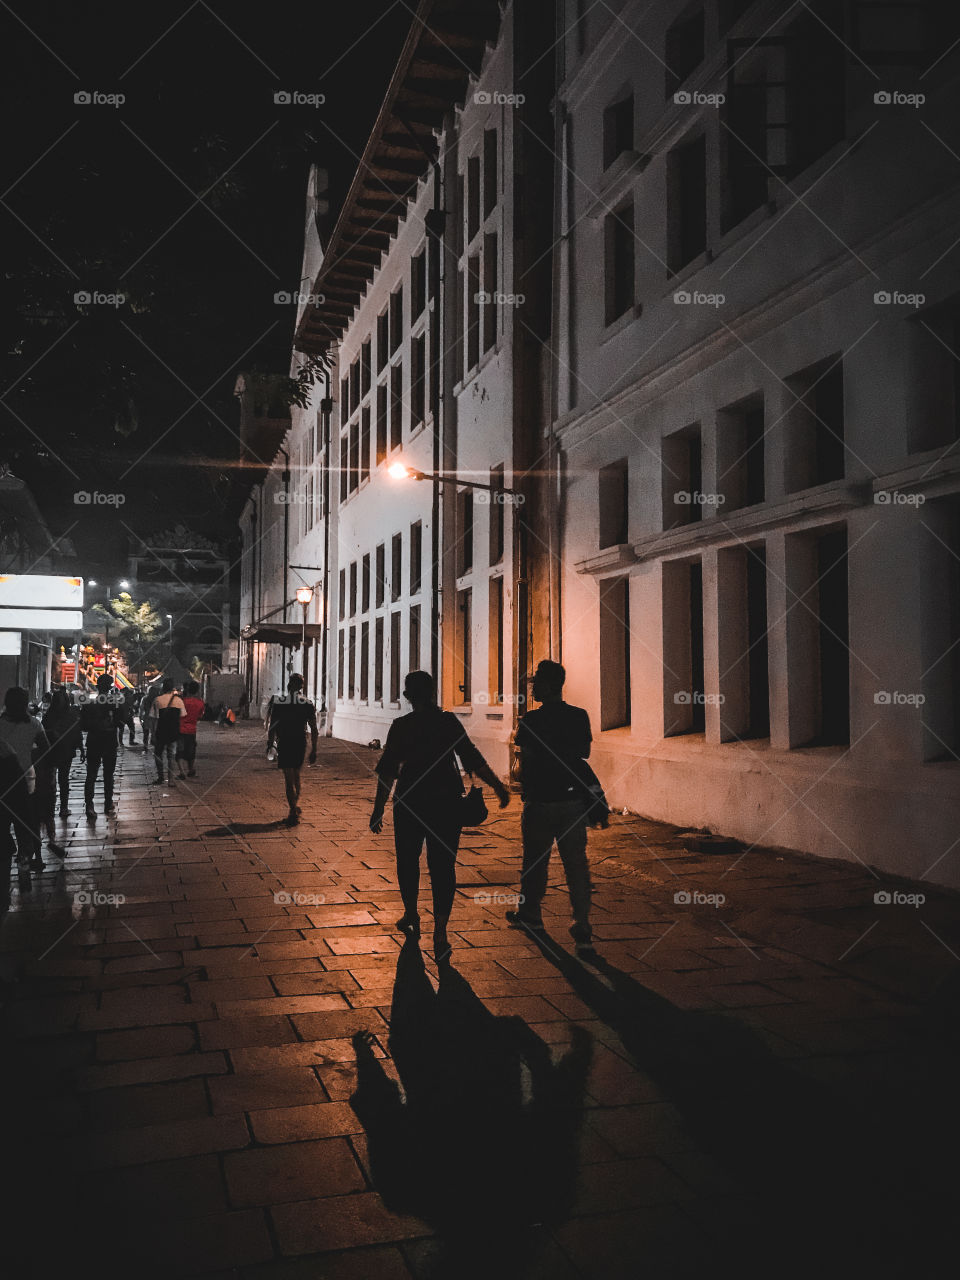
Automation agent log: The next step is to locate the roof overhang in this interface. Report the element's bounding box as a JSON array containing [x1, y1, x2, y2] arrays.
[[241, 622, 325, 647], [294, 0, 501, 355]]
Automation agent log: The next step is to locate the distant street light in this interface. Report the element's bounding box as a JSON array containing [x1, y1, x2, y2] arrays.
[[166, 613, 173, 665], [296, 587, 314, 688], [387, 457, 520, 496], [119, 579, 131, 590]]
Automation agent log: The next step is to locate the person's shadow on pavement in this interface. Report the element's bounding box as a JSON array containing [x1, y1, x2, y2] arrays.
[[351, 939, 592, 1277], [524, 929, 956, 1280]]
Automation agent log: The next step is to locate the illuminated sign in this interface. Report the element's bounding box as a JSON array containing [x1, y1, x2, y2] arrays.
[[0, 575, 84, 608], [0, 609, 84, 630], [0, 633, 21, 656]]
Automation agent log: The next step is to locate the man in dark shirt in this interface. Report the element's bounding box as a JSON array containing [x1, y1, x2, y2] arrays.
[[267, 673, 318, 825], [507, 660, 595, 955], [80, 674, 121, 818]]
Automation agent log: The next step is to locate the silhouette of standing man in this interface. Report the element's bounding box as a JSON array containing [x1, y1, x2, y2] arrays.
[[507, 660, 596, 956], [80, 674, 120, 819], [267, 673, 317, 826]]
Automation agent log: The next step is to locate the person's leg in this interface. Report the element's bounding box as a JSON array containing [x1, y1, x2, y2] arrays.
[[553, 801, 592, 940], [282, 768, 299, 820], [153, 736, 164, 781], [176, 735, 187, 778], [423, 810, 460, 948], [392, 806, 423, 923], [57, 763, 70, 814], [102, 746, 117, 810], [85, 739, 102, 811], [165, 741, 176, 783], [185, 735, 197, 776], [514, 801, 554, 924]]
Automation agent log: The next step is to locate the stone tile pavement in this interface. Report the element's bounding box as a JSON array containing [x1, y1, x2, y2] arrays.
[[2, 723, 959, 1278]]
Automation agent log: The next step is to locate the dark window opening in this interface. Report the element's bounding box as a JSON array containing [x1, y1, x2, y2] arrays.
[[600, 576, 631, 729], [665, 7, 705, 97], [668, 133, 707, 272], [603, 93, 634, 169], [599, 459, 629, 548], [604, 201, 635, 325]]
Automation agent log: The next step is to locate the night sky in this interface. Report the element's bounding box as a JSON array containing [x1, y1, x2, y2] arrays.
[[1, 0, 412, 573]]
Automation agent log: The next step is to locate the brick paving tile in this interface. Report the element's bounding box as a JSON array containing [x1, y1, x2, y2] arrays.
[[4, 725, 958, 1277]]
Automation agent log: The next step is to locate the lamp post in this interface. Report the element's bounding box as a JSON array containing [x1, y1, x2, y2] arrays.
[[295, 587, 313, 692], [386, 460, 521, 498]]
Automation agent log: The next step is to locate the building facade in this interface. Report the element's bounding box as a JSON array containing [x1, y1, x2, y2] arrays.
[[552, 0, 960, 885], [240, 0, 960, 887]]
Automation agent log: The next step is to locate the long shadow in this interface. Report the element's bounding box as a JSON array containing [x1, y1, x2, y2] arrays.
[[525, 930, 956, 1278], [351, 940, 592, 1277], [198, 820, 289, 837]]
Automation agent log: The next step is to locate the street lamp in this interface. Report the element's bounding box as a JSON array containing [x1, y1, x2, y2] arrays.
[[166, 614, 173, 666], [296, 587, 313, 690], [387, 457, 521, 497]]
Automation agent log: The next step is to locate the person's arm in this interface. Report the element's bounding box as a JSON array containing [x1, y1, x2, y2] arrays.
[[307, 705, 318, 763], [456, 721, 510, 808], [579, 709, 592, 760], [370, 725, 400, 831], [369, 775, 392, 833]]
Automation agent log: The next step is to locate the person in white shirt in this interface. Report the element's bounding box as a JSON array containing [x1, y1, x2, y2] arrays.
[[152, 678, 185, 786]]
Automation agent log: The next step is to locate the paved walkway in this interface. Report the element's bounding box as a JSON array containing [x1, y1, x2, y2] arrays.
[[2, 723, 959, 1279]]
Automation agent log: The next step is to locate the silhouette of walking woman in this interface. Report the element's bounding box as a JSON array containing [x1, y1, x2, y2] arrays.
[[370, 671, 509, 961]]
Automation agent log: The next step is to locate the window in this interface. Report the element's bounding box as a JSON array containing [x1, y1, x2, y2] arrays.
[[347, 625, 356, 699], [724, 10, 845, 230], [718, 393, 765, 510], [489, 464, 505, 564], [338, 568, 345, 621], [411, 335, 426, 428], [339, 434, 348, 503], [349, 419, 359, 493], [483, 128, 498, 216], [409, 604, 421, 672], [603, 93, 634, 169], [376, 383, 388, 465], [390, 611, 402, 703], [375, 543, 385, 607], [457, 489, 474, 575], [360, 407, 370, 484], [337, 628, 345, 698], [374, 616, 384, 701], [455, 589, 472, 704], [815, 528, 850, 746], [663, 559, 704, 734], [361, 339, 371, 396], [488, 575, 504, 705], [391, 532, 402, 602], [411, 250, 426, 319], [599, 459, 629, 548], [668, 133, 706, 272], [349, 561, 357, 618], [785, 358, 845, 491], [599, 577, 631, 729], [665, 6, 704, 98], [717, 544, 770, 740], [483, 232, 497, 352], [390, 365, 403, 451], [340, 376, 349, 421], [361, 553, 370, 613], [410, 520, 422, 595], [350, 358, 360, 410], [377, 311, 388, 372], [360, 621, 369, 701], [604, 201, 635, 325], [662, 424, 703, 528], [466, 254, 481, 370], [390, 286, 403, 354], [467, 154, 480, 241]]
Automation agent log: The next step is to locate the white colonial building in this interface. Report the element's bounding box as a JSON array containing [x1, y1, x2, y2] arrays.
[[239, 0, 960, 887]]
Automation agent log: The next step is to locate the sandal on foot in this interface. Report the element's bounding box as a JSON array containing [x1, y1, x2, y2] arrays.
[[395, 914, 421, 938]]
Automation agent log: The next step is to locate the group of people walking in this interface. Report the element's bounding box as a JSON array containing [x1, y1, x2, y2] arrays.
[[0, 675, 206, 906]]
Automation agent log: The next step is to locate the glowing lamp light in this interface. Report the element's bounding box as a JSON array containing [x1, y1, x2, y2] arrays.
[[296, 587, 314, 605], [388, 461, 411, 481], [119, 580, 131, 589]]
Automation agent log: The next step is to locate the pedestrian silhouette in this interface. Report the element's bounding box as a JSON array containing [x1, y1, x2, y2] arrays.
[[266, 673, 317, 825], [80, 674, 121, 818], [370, 670, 509, 961], [0, 686, 50, 877], [508, 660, 596, 954], [151, 678, 185, 786]]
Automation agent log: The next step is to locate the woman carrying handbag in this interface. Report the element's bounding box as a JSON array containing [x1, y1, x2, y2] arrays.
[[370, 670, 510, 962]]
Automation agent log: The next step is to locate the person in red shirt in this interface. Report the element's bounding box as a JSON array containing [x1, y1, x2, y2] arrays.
[[176, 680, 205, 779]]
